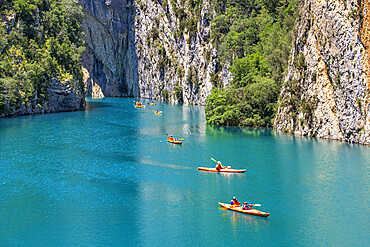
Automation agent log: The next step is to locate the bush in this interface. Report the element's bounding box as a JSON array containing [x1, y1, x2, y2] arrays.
[[161, 88, 169, 100]]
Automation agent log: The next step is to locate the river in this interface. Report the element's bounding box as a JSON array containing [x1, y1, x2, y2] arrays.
[[0, 97, 368, 246]]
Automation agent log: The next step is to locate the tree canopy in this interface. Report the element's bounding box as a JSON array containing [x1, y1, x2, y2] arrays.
[[0, 0, 85, 115], [206, 0, 298, 127]]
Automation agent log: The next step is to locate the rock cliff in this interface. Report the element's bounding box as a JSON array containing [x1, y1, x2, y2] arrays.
[[81, 0, 139, 98], [81, 0, 231, 103], [274, 0, 370, 145], [134, 0, 231, 104]]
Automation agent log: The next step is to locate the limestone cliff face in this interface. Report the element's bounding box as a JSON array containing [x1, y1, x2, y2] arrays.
[[274, 0, 370, 145], [81, 0, 230, 104], [81, 0, 139, 97], [134, 0, 231, 104]]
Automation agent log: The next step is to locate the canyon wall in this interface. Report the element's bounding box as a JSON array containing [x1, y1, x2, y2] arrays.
[[81, 0, 231, 103], [134, 0, 231, 104], [81, 0, 139, 98], [274, 0, 370, 145]]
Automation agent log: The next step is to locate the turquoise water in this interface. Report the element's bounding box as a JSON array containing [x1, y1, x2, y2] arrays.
[[0, 97, 369, 246]]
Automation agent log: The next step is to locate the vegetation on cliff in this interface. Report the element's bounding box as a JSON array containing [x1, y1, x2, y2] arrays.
[[0, 0, 85, 115], [205, 0, 298, 127]]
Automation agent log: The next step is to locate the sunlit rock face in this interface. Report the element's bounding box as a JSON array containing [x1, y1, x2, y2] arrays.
[[81, 0, 232, 104], [274, 0, 370, 145], [133, 0, 232, 105]]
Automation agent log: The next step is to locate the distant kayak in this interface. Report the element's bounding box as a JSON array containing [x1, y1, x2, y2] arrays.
[[135, 105, 145, 108], [218, 202, 270, 218], [167, 138, 182, 144], [197, 167, 246, 173]]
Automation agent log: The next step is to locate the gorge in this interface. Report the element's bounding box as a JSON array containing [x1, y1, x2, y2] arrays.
[[81, 0, 369, 145], [0, 0, 369, 145]]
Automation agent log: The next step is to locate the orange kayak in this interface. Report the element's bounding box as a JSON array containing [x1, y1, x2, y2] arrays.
[[197, 167, 246, 173], [167, 138, 182, 144], [219, 202, 270, 218]]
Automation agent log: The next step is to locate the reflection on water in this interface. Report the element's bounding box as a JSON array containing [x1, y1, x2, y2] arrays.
[[220, 210, 269, 228], [206, 125, 274, 138]]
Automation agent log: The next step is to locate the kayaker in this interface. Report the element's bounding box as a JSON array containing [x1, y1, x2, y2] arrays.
[[230, 196, 240, 206], [215, 161, 223, 171], [155, 110, 159, 114], [242, 202, 253, 210], [169, 135, 174, 141]]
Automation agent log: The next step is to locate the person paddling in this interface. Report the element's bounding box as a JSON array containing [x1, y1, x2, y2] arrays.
[[230, 196, 240, 206], [242, 202, 253, 210], [215, 161, 223, 171]]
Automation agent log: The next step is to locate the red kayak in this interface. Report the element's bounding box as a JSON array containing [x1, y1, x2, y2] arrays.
[[219, 202, 270, 218], [197, 167, 246, 173]]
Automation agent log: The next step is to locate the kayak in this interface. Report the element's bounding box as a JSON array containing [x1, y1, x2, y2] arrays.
[[154, 112, 162, 115], [197, 167, 246, 173], [167, 138, 182, 144], [150, 103, 155, 106], [218, 202, 270, 218], [135, 105, 145, 108]]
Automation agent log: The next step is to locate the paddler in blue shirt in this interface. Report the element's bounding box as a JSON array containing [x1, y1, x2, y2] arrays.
[[230, 196, 240, 206]]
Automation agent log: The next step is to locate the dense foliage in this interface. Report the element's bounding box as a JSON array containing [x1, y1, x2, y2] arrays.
[[0, 0, 85, 115], [205, 0, 298, 127]]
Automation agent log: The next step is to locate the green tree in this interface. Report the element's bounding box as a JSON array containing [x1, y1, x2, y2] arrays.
[[205, 0, 298, 127]]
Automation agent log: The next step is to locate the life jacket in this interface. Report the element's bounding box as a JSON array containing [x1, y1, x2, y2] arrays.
[[216, 164, 222, 171], [231, 199, 240, 206], [243, 205, 251, 210]]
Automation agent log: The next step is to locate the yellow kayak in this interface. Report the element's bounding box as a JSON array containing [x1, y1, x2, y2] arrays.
[[135, 105, 145, 108], [219, 202, 270, 217], [167, 138, 182, 144]]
